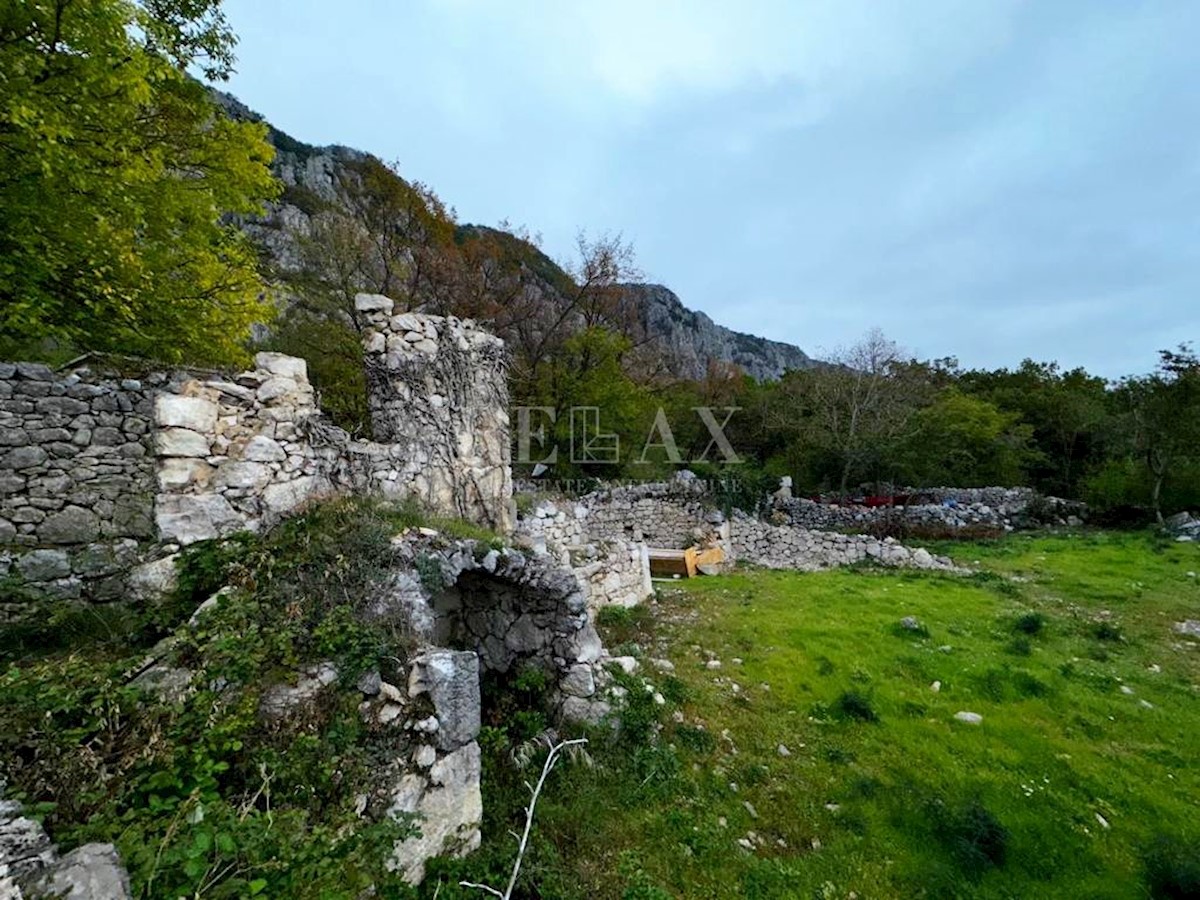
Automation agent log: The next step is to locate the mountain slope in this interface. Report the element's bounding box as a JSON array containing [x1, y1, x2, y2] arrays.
[[628, 283, 815, 380], [217, 91, 817, 380]]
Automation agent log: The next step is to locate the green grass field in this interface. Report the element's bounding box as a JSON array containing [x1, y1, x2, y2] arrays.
[[432, 530, 1200, 899]]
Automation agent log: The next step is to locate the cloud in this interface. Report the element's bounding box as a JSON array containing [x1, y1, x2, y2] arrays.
[[223, 0, 1200, 377]]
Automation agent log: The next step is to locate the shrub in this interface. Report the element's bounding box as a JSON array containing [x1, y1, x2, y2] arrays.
[[596, 605, 635, 630], [1143, 835, 1200, 899], [1006, 636, 1033, 657], [1094, 622, 1124, 642], [834, 691, 879, 723], [932, 799, 1009, 879], [1013, 612, 1047, 635], [672, 724, 716, 754]]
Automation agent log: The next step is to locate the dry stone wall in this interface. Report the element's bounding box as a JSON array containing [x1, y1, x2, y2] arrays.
[[732, 512, 956, 571], [516, 473, 959, 576], [0, 363, 157, 620], [2, 300, 515, 615], [770, 485, 1084, 533]]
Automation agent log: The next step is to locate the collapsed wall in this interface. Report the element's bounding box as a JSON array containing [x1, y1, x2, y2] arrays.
[[516, 472, 958, 575], [770, 485, 1085, 533], [3, 300, 621, 887]]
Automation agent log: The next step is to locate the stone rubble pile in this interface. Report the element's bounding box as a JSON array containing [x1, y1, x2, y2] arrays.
[[0, 790, 131, 899], [769, 486, 1086, 533], [1165, 511, 1200, 542]]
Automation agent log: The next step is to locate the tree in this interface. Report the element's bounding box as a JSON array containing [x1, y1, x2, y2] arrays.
[[778, 328, 931, 495], [1119, 345, 1200, 521], [508, 231, 643, 396], [958, 360, 1108, 497], [902, 390, 1033, 487], [0, 0, 278, 365]]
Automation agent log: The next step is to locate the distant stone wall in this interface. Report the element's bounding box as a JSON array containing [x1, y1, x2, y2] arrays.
[[516, 473, 959, 578], [515, 480, 727, 608], [770, 485, 1084, 533], [521, 478, 729, 553], [2, 300, 516, 616], [731, 512, 956, 571]]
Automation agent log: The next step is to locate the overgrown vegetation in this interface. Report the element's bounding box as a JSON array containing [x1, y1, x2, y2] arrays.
[[407, 530, 1199, 898], [0, 1, 278, 365], [0, 497, 504, 898]]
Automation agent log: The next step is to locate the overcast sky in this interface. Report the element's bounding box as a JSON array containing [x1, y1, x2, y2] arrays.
[[221, 0, 1199, 378]]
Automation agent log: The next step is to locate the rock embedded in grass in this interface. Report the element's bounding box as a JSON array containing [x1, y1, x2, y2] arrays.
[[1175, 620, 1200, 638], [954, 711, 983, 725]]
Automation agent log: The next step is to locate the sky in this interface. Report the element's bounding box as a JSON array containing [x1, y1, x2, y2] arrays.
[[220, 0, 1200, 378]]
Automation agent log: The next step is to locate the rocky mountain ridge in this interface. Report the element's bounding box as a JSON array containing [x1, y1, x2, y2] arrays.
[[217, 91, 817, 381]]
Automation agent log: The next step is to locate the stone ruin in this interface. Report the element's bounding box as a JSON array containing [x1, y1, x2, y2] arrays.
[[0, 294, 628, 893], [515, 472, 960, 577], [0, 294, 1001, 892], [0, 296, 513, 618]]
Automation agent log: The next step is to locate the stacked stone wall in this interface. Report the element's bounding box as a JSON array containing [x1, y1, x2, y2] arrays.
[[1, 301, 515, 614], [731, 512, 956, 571], [0, 363, 157, 619], [516, 474, 961, 577]]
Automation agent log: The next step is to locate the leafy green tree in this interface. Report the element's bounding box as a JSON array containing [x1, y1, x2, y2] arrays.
[[1116, 345, 1200, 520], [901, 390, 1033, 487], [0, 0, 278, 364], [959, 361, 1108, 497], [520, 327, 660, 479]]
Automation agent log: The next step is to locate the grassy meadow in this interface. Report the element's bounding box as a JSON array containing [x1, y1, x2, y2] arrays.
[[429, 530, 1200, 899]]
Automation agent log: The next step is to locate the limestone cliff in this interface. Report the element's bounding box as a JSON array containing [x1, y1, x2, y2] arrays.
[[214, 91, 817, 382], [627, 283, 815, 380]]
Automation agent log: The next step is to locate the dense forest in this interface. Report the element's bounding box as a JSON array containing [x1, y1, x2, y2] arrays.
[[2, 0, 1197, 522]]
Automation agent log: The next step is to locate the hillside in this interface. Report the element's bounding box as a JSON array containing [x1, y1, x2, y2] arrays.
[[216, 91, 817, 381]]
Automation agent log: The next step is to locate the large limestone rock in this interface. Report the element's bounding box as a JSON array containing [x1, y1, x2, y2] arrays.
[[154, 395, 219, 433], [407, 650, 481, 752], [155, 493, 244, 545], [0, 796, 130, 899], [387, 743, 483, 885]]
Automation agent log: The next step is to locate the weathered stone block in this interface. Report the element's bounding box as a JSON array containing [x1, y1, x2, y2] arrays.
[[213, 461, 271, 491], [15, 549, 71, 582], [388, 742, 482, 885], [242, 435, 286, 463], [354, 292, 395, 314], [407, 650, 481, 751], [155, 493, 244, 545], [4, 446, 48, 470], [155, 395, 219, 433], [40, 505, 101, 545], [155, 428, 210, 458], [263, 476, 318, 516], [254, 352, 308, 381], [157, 458, 213, 489]]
